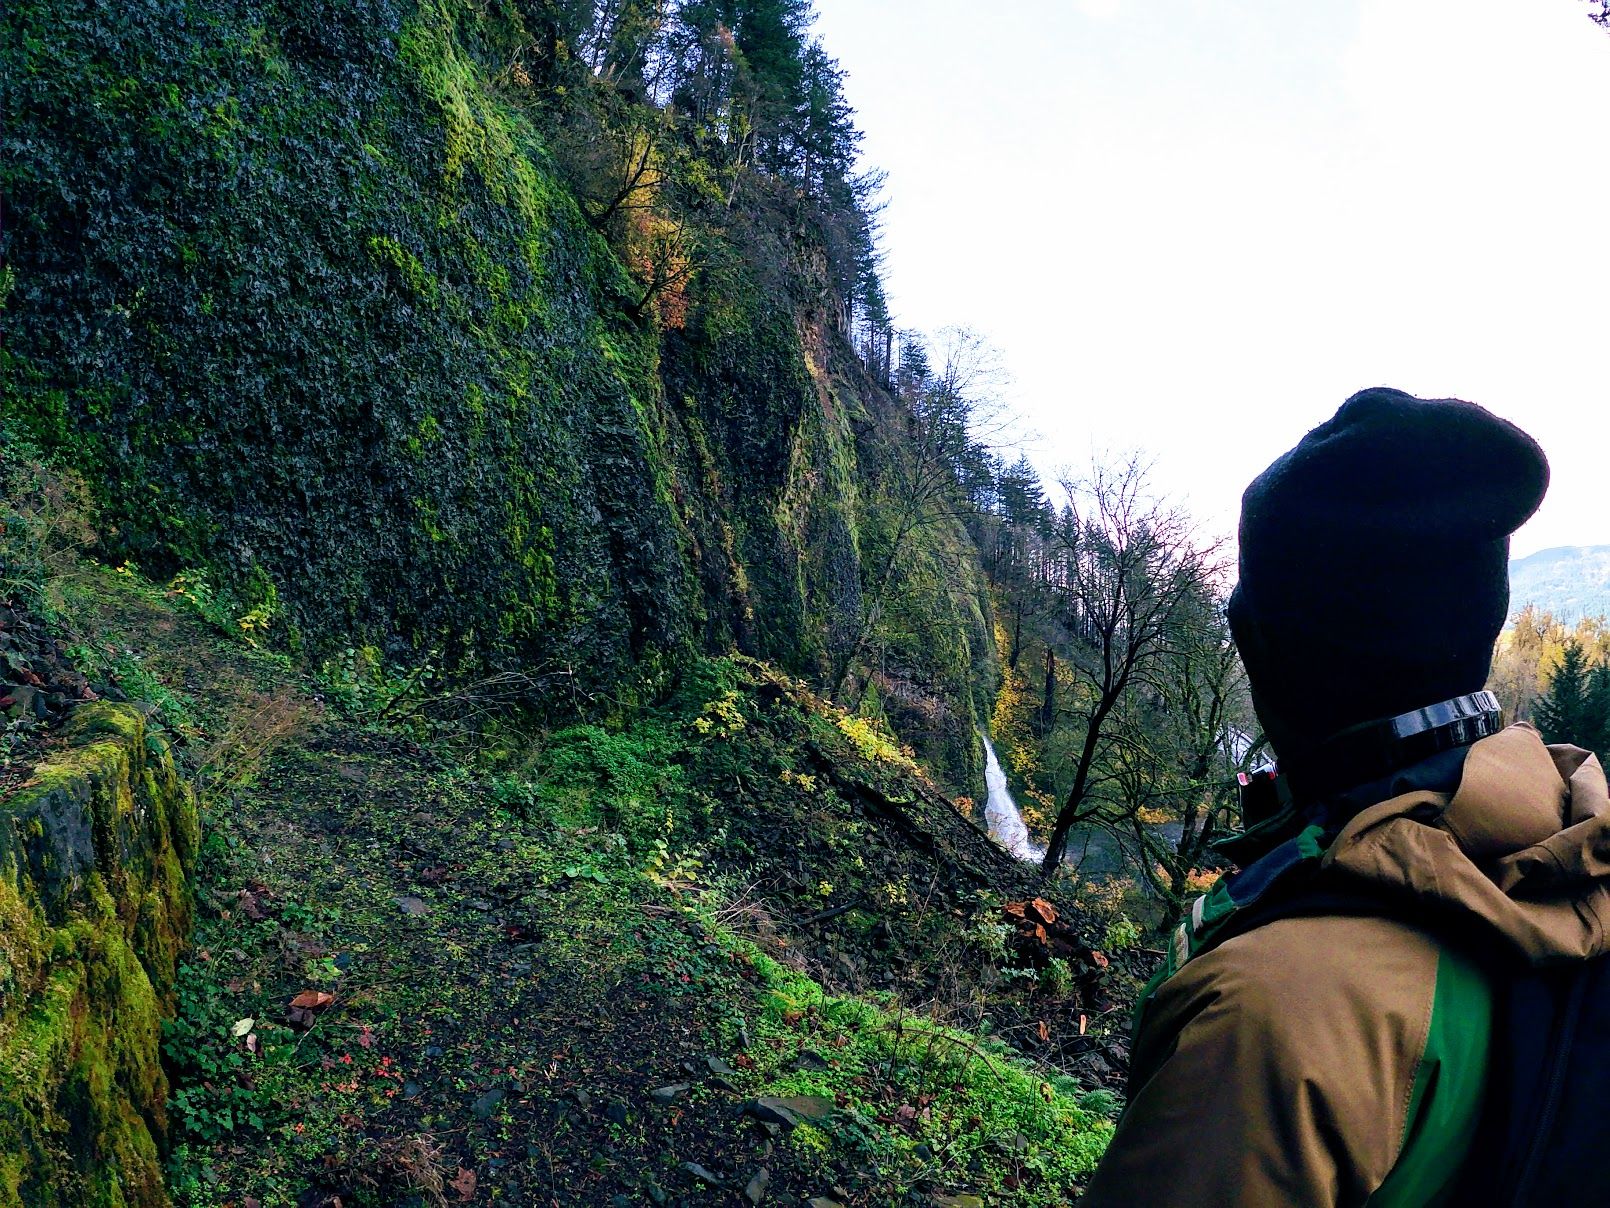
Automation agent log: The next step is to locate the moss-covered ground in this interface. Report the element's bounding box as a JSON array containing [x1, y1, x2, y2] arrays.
[[43, 561, 1128, 1206]]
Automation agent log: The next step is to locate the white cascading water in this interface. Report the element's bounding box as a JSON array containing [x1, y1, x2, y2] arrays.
[[980, 732, 1045, 862]]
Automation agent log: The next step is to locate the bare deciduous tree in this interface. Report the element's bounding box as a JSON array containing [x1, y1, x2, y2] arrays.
[[1036, 455, 1230, 876], [1108, 592, 1252, 907]]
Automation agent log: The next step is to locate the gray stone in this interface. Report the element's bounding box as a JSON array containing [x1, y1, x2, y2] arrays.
[[741, 1095, 834, 1129], [472, 1088, 505, 1119], [745, 1168, 771, 1204]]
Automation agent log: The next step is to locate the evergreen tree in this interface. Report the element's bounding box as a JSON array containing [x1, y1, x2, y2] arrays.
[[1533, 639, 1610, 754], [1586, 663, 1610, 755]]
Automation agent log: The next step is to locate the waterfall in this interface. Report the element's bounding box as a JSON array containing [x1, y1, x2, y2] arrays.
[[980, 732, 1045, 862]]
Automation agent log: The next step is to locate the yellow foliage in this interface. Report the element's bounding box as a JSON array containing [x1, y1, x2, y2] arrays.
[[692, 690, 747, 738], [989, 615, 1046, 792], [1157, 865, 1223, 896], [619, 133, 692, 331], [1076, 876, 1137, 922], [1019, 786, 1054, 831], [1184, 868, 1223, 895], [1489, 605, 1610, 722], [779, 768, 817, 793], [834, 713, 909, 766]]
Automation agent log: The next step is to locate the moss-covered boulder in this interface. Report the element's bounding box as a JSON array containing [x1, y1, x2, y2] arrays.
[[0, 703, 198, 1208]]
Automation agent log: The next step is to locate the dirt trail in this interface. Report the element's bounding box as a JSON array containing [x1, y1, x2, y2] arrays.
[[207, 723, 780, 1204]]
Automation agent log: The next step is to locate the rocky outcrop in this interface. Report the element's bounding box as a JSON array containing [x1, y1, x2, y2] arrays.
[[0, 703, 198, 1207]]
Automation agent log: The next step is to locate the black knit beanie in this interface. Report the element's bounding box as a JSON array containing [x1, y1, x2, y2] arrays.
[[1227, 386, 1549, 768]]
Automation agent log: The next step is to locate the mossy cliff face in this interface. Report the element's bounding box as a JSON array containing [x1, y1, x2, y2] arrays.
[[3, 0, 689, 682], [0, 704, 199, 1208], [0, 0, 991, 788]]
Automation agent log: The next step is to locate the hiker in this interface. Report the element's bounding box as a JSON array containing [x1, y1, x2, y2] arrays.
[[1082, 387, 1610, 1206]]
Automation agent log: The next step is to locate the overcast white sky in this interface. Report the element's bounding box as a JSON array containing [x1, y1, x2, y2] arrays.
[[812, 0, 1610, 557]]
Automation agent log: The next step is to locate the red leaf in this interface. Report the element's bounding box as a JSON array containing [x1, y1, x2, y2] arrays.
[[290, 990, 335, 1011], [451, 1167, 477, 1201]]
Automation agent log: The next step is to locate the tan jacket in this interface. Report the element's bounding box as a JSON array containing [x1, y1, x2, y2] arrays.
[[1081, 725, 1610, 1207]]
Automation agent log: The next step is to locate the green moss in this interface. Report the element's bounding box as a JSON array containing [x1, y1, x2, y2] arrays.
[[0, 701, 194, 1206], [365, 234, 439, 303], [65, 701, 146, 746], [0, 870, 43, 1014], [0, 962, 83, 1111], [739, 945, 1115, 1194]]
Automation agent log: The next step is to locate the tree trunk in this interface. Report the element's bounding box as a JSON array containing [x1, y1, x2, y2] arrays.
[[1040, 712, 1105, 874], [1038, 647, 1056, 738]]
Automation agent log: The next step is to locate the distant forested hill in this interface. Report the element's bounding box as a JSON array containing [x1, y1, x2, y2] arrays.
[[1510, 546, 1610, 623]]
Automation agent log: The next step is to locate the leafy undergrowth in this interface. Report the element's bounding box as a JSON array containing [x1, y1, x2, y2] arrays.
[[51, 562, 1126, 1206]]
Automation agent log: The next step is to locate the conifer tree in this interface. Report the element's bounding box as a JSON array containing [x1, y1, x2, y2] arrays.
[[1587, 663, 1610, 756], [1533, 639, 1610, 754]]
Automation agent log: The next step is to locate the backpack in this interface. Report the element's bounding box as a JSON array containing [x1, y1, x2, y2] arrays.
[[1181, 874, 1610, 1207]]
